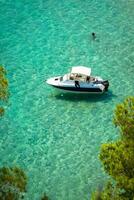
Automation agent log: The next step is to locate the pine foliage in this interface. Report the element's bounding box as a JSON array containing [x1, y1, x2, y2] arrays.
[[0, 66, 8, 116], [91, 97, 134, 200]]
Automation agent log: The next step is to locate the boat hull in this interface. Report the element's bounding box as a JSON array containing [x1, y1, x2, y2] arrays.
[[46, 73, 109, 94], [52, 85, 104, 94]]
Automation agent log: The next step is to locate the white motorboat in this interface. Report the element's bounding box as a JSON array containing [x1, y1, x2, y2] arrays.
[[46, 66, 109, 94]]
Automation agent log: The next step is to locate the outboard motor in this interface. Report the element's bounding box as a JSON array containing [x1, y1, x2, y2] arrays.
[[102, 80, 109, 91]]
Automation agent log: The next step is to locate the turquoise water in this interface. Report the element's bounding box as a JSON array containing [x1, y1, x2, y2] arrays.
[[0, 0, 134, 199]]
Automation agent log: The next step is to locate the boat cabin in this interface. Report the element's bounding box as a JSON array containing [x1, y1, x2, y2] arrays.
[[64, 66, 95, 82]]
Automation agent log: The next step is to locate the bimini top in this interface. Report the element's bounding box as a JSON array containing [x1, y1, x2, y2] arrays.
[[71, 66, 91, 76]]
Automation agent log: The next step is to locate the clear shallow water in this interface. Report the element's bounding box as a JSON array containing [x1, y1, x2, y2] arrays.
[[0, 0, 134, 199]]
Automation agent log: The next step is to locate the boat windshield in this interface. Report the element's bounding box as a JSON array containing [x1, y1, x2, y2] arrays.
[[60, 76, 63, 81], [62, 74, 72, 81]]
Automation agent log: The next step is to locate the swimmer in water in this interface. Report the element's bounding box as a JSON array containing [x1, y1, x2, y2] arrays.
[[92, 32, 96, 40]]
